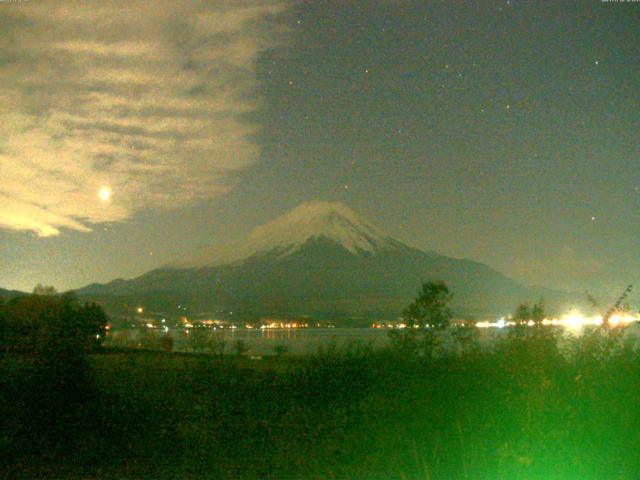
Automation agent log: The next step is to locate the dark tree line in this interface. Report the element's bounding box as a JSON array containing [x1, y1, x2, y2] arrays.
[[0, 288, 107, 356], [1, 289, 109, 475]]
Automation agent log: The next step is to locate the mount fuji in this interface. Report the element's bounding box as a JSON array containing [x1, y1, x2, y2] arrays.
[[168, 201, 398, 269], [77, 201, 572, 322]]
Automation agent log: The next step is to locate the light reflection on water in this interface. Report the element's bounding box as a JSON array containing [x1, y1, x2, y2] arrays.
[[105, 323, 640, 356], [107, 327, 389, 355]]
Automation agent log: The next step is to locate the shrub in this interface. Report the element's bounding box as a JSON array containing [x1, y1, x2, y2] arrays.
[[159, 334, 174, 352]]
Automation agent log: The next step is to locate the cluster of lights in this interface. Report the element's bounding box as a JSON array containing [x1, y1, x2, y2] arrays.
[[476, 311, 640, 329], [260, 321, 308, 329], [134, 308, 638, 332], [371, 311, 639, 330], [372, 322, 416, 329]]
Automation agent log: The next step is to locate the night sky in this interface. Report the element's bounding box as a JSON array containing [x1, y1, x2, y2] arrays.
[[1, 0, 638, 297]]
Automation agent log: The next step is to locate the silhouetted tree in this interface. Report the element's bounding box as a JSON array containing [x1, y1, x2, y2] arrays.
[[159, 334, 174, 352], [531, 299, 546, 326], [137, 324, 159, 349], [402, 281, 453, 329], [33, 284, 58, 296], [400, 281, 453, 358], [77, 299, 108, 351], [510, 302, 532, 339], [602, 284, 633, 329], [513, 303, 531, 325], [453, 317, 479, 354], [188, 323, 210, 353], [233, 339, 249, 356]]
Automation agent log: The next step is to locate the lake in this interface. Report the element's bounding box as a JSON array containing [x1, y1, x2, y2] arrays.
[[104, 322, 640, 356]]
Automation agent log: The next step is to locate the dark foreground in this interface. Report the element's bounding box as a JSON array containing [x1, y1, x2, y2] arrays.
[[2, 330, 640, 480]]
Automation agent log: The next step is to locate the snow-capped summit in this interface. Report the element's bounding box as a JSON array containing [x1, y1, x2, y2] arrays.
[[167, 201, 395, 269], [250, 201, 390, 253]]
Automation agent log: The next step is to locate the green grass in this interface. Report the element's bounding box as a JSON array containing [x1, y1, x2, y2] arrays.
[[2, 328, 640, 479]]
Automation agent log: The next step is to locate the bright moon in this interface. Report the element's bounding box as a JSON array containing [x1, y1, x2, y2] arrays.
[[98, 186, 111, 202]]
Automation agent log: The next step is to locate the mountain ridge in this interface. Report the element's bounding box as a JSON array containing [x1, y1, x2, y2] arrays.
[[77, 201, 581, 320]]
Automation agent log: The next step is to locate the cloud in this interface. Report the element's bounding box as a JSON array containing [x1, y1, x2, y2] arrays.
[[0, 0, 284, 236]]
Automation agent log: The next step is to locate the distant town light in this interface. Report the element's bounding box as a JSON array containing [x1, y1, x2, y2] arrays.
[[474, 311, 639, 329]]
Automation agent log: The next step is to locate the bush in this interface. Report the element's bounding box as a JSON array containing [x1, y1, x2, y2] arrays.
[[233, 338, 249, 356], [159, 334, 174, 352], [272, 343, 289, 357]]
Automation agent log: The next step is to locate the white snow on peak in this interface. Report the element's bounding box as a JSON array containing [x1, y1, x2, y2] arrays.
[[167, 201, 395, 268]]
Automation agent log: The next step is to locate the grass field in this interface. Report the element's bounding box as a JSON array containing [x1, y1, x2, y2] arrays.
[[2, 328, 640, 479]]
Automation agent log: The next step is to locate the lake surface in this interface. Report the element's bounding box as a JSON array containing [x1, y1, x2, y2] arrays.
[[104, 323, 640, 356], [107, 327, 394, 355]]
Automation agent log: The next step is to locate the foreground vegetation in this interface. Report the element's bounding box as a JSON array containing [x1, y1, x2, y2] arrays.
[[2, 326, 640, 479], [2, 286, 640, 479]]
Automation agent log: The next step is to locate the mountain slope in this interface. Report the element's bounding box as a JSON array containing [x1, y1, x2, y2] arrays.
[[77, 201, 577, 320], [168, 201, 397, 268], [0, 287, 27, 300]]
